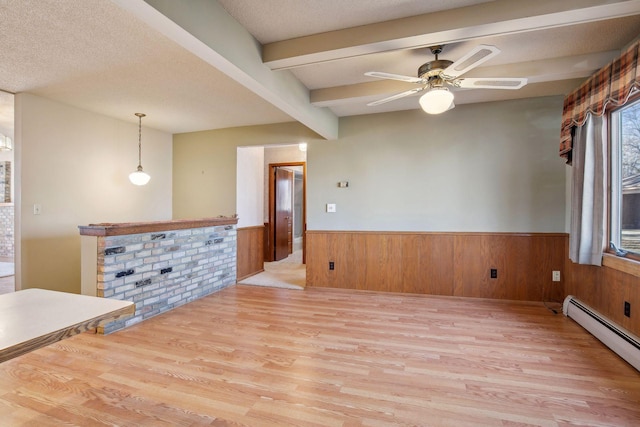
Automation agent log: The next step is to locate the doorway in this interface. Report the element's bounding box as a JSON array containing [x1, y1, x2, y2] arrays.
[[0, 91, 15, 295], [267, 162, 306, 264]]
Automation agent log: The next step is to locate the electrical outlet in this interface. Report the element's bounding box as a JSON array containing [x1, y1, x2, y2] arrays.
[[329, 261, 335, 271], [490, 269, 497, 279], [552, 271, 561, 282], [624, 301, 631, 318]]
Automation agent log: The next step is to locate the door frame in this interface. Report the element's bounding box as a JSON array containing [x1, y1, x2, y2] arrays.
[[267, 162, 306, 263]]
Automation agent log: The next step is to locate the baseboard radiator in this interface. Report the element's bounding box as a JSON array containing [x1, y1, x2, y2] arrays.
[[563, 295, 640, 371]]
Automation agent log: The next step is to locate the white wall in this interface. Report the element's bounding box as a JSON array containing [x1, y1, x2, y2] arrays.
[[236, 146, 264, 227], [172, 97, 567, 234], [16, 93, 173, 293], [173, 121, 319, 219], [308, 96, 567, 232]]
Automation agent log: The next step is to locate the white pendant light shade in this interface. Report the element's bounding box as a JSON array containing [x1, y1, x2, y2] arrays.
[[129, 113, 150, 185], [129, 167, 151, 185], [419, 87, 455, 115]]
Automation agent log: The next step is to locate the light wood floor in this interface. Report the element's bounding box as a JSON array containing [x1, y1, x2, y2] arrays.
[[1, 285, 640, 426]]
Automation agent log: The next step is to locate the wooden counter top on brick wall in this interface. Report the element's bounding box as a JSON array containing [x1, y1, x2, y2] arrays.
[[78, 216, 238, 237]]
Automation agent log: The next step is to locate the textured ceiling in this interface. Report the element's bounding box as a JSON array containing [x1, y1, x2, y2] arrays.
[[0, 0, 293, 134], [0, 0, 639, 137]]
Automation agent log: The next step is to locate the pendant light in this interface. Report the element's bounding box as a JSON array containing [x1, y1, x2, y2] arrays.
[[129, 113, 150, 186]]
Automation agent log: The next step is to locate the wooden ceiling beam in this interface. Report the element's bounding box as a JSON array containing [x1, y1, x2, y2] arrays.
[[264, 0, 640, 70]]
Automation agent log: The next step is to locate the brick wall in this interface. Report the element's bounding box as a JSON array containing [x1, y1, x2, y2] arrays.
[[0, 204, 14, 259], [96, 224, 237, 333]]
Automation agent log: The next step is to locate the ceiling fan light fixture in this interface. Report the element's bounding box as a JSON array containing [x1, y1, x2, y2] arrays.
[[365, 44, 526, 111], [419, 87, 454, 115]]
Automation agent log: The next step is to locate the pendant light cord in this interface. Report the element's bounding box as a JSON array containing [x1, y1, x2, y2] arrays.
[[135, 113, 146, 169]]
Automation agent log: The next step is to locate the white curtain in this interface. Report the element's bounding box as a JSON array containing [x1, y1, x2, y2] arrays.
[[569, 114, 606, 265]]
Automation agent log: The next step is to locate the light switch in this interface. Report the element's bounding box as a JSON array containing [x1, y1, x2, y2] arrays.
[[33, 204, 42, 215], [326, 203, 336, 213]]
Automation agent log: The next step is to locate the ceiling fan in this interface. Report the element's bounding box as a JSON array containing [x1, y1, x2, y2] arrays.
[[365, 44, 528, 114]]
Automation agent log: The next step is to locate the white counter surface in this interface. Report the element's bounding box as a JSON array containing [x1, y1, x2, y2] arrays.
[[0, 288, 134, 362]]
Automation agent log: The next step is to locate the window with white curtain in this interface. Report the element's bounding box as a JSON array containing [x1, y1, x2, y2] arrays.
[[610, 95, 640, 257]]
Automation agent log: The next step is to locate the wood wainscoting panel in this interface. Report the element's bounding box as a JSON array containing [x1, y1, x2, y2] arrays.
[[305, 231, 326, 286], [361, 233, 404, 292], [236, 226, 265, 281], [307, 231, 567, 302], [536, 234, 567, 303], [454, 234, 565, 301], [263, 222, 271, 262], [453, 234, 508, 299], [566, 252, 640, 336], [402, 234, 454, 295]]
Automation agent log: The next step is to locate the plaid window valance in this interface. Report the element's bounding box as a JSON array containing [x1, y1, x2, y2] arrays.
[[560, 40, 640, 164]]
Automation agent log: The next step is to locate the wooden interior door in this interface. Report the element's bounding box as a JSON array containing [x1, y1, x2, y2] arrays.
[[274, 167, 293, 261]]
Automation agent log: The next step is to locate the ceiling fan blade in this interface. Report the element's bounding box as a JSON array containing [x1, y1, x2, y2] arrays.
[[365, 71, 424, 84], [456, 77, 528, 90], [367, 87, 425, 106], [442, 44, 501, 78]]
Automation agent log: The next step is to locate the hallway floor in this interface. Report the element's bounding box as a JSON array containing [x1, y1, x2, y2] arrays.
[[237, 250, 305, 289]]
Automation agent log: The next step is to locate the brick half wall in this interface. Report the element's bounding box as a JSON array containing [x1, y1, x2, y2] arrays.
[[94, 224, 237, 333]]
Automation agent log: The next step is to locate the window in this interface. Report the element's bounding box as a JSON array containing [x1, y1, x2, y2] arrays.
[[610, 95, 640, 257]]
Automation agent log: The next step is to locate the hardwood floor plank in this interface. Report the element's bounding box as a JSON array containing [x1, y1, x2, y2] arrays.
[[1, 285, 640, 426]]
